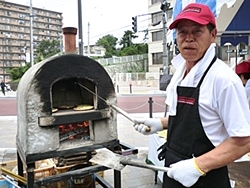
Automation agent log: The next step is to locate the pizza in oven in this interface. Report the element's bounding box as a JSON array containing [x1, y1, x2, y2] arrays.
[[73, 104, 94, 111]]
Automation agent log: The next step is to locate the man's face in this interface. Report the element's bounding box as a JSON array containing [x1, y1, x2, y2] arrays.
[[176, 20, 217, 63]]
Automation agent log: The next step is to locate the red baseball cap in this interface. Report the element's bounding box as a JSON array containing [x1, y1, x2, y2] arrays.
[[169, 3, 216, 30], [236, 61, 250, 75]]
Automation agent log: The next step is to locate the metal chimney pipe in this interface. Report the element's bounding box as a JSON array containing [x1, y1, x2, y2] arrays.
[[62, 27, 77, 53]]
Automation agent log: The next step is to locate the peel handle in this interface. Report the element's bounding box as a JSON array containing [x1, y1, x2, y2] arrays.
[[120, 157, 169, 173], [110, 105, 151, 132]]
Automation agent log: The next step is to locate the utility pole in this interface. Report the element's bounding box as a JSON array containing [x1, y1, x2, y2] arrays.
[[87, 22, 90, 57], [78, 0, 83, 55], [59, 34, 63, 55], [29, 0, 34, 66], [2, 38, 5, 82], [161, 1, 170, 74]]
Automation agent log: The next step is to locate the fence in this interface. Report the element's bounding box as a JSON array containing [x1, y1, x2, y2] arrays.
[[96, 54, 148, 66], [112, 72, 160, 87]]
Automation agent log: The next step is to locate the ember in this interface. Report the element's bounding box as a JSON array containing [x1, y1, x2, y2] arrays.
[[59, 121, 90, 141]]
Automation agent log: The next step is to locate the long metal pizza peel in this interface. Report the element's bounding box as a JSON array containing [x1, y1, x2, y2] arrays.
[[90, 148, 169, 172], [75, 82, 151, 132]]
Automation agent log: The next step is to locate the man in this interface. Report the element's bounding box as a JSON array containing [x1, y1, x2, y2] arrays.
[[0, 80, 6, 96], [134, 3, 250, 188], [235, 60, 250, 108]]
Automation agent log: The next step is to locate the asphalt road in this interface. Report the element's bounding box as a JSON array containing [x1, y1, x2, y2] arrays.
[[0, 95, 166, 116], [0, 98, 17, 116]]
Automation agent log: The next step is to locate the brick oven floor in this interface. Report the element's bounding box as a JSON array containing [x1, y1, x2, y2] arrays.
[[0, 113, 164, 188]]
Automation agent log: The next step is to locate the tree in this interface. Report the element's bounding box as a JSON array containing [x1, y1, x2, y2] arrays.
[[116, 30, 147, 56], [96, 34, 118, 58], [8, 39, 60, 81], [35, 39, 60, 63], [118, 43, 148, 56], [8, 63, 30, 81], [119, 30, 138, 49]]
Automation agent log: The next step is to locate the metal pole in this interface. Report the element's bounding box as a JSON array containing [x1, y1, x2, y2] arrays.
[[59, 34, 63, 55], [235, 45, 238, 68], [162, 12, 168, 74], [161, 0, 170, 74], [88, 22, 90, 57], [2, 38, 5, 82], [29, 0, 34, 66], [78, 0, 83, 55], [148, 97, 153, 118]]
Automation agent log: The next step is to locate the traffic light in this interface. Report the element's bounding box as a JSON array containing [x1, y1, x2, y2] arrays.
[[132, 16, 137, 33]]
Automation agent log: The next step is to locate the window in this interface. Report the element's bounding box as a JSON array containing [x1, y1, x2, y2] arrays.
[[5, 18, 10, 24], [152, 31, 163, 41], [167, 8, 173, 19], [152, 52, 163, 65], [151, 0, 161, 5], [152, 12, 162, 24], [19, 20, 25, 25], [95, 50, 101, 55]]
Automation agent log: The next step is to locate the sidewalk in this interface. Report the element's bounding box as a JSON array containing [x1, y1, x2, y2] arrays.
[[0, 86, 166, 97], [0, 90, 17, 98]]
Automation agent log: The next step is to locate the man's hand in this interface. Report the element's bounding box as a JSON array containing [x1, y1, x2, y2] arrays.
[[167, 158, 205, 187], [133, 118, 163, 135]]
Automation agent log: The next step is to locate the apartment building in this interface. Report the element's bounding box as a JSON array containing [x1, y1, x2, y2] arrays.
[[148, 0, 174, 73], [0, 0, 63, 82], [147, 0, 250, 73]]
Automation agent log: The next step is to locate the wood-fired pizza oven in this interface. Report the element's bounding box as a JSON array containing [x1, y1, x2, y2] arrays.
[[16, 54, 118, 163]]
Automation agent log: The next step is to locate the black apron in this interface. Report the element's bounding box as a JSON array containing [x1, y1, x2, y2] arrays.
[[159, 56, 231, 188]]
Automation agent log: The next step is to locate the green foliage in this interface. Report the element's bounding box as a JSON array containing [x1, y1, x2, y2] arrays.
[[97, 30, 148, 57], [35, 39, 60, 63], [96, 34, 118, 58], [9, 63, 30, 80], [118, 43, 148, 56], [119, 30, 138, 49]]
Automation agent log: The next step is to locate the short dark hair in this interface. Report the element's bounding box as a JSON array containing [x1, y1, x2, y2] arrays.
[[206, 23, 215, 33], [242, 73, 250, 80]]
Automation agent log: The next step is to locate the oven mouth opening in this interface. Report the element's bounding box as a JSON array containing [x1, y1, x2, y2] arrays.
[[52, 78, 97, 113]]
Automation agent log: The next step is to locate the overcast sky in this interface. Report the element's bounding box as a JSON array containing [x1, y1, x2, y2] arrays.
[[7, 0, 149, 45]]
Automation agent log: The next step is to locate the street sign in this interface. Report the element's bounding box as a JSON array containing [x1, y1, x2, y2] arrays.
[[225, 49, 248, 55], [239, 51, 249, 55], [240, 49, 248, 52], [226, 49, 235, 53]]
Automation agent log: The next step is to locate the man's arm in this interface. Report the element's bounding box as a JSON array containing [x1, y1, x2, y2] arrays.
[[160, 117, 169, 129], [197, 136, 250, 173]]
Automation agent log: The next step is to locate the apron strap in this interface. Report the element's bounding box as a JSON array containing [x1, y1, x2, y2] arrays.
[[197, 55, 217, 88]]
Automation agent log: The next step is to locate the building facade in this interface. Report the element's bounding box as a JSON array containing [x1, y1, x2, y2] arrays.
[[0, 0, 63, 82], [83, 45, 106, 57], [148, 0, 174, 73]]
